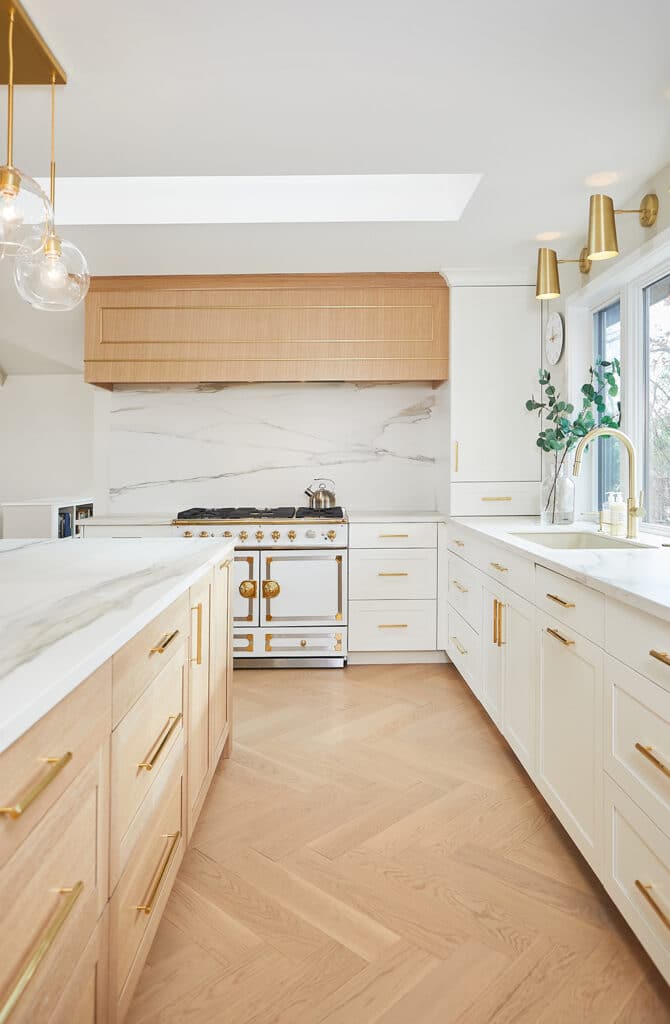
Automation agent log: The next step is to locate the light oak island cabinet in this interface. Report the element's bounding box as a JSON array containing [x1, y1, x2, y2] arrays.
[[0, 560, 233, 1024], [84, 272, 449, 386]]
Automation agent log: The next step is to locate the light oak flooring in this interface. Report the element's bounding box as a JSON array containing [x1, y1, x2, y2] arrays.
[[127, 664, 670, 1023]]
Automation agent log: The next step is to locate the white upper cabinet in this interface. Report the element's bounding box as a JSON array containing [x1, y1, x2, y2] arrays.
[[450, 285, 541, 488]]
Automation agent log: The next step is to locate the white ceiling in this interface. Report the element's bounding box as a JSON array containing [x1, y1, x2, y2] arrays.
[[1, 0, 670, 371]]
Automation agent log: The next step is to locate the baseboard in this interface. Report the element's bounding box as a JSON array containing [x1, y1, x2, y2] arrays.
[[347, 651, 449, 665]]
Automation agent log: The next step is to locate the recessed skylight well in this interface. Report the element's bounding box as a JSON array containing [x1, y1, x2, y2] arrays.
[[35, 173, 482, 227]]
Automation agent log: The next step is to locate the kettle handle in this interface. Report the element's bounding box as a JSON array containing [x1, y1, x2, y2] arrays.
[[314, 478, 335, 489]]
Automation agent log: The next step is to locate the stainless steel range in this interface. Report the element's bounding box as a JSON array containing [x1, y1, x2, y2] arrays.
[[173, 507, 348, 668]]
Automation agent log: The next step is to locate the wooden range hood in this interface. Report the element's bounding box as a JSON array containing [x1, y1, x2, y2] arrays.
[[84, 272, 449, 387]]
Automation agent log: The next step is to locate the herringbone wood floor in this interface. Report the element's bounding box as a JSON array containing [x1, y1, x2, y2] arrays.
[[127, 664, 670, 1023]]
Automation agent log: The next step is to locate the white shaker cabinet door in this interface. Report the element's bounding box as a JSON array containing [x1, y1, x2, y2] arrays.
[[502, 588, 537, 774], [450, 285, 541, 483]]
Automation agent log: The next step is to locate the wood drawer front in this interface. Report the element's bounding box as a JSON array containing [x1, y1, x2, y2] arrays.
[[349, 523, 437, 549], [349, 600, 436, 651], [447, 553, 482, 633], [110, 764, 184, 1020], [47, 911, 108, 1024], [0, 749, 108, 1024], [481, 542, 535, 603], [604, 778, 670, 984], [112, 593, 189, 726], [606, 599, 670, 693], [446, 605, 481, 698], [450, 481, 540, 517], [0, 661, 111, 871], [111, 654, 185, 877], [535, 565, 605, 644], [349, 548, 437, 600], [605, 655, 670, 840]]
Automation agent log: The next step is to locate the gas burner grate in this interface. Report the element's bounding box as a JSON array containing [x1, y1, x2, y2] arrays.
[[177, 507, 296, 521], [295, 506, 344, 519]]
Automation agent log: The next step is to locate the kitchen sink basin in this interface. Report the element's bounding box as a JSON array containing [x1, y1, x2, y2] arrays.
[[510, 531, 654, 550]]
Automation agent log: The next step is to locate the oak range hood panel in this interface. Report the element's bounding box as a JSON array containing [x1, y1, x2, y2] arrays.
[[84, 273, 449, 386]]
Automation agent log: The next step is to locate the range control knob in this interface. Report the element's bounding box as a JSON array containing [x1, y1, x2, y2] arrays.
[[255, 530, 265, 541], [239, 530, 248, 541], [327, 529, 337, 541], [223, 530, 233, 537], [199, 531, 210, 538], [306, 529, 317, 539], [287, 530, 297, 542], [184, 530, 193, 538], [272, 530, 281, 542]]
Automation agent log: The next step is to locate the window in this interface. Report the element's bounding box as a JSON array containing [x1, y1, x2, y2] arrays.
[[643, 274, 670, 527], [593, 301, 621, 509]]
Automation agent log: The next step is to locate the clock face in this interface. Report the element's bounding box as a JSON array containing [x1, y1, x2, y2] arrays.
[[545, 311, 564, 366]]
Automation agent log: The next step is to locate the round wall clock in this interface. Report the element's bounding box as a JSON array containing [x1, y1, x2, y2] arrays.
[[545, 311, 564, 366]]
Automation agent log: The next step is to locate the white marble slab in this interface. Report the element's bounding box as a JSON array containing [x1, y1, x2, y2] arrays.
[[0, 537, 233, 753]]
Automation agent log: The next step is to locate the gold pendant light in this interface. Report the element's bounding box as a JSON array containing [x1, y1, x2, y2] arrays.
[[587, 192, 659, 261], [535, 246, 591, 300]]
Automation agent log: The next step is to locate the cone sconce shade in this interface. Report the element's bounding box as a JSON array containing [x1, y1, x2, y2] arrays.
[[587, 194, 619, 261], [536, 248, 561, 300]]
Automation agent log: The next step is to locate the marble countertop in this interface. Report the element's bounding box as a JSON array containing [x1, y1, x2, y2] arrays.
[[0, 537, 233, 753], [451, 517, 670, 621], [348, 510, 447, 522]]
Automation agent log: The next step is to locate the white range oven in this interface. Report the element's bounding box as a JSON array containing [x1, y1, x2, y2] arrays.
[[172, 507, 348, 667]]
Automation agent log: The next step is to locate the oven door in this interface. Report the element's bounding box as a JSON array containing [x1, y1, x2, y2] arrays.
[[260, 550, 347, 627], [234, 552, 260, 625]]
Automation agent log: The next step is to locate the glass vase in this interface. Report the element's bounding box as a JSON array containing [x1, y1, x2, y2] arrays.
[[541, 456, 575, 526]]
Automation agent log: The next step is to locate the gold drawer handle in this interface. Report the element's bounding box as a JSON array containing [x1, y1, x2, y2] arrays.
[[378, 623, 408, 629], [452, 580, 468, 593], [546, 627, 575, 647], [0, 752, 73, 819], [379, 534, 409, 539], [0, 881, 83, 1023], [650, 649, 670, 667], [300, 639, 308, 648], [219, 558, 232, 570], [481, 496, 512, 502], [135, 831, 181, 915], [150, 629, 180, 655], [378, 572, 409, 577], [497, 599, 503, 648], [453, 539, 465, 547], [635, 880, 670, 930], [490, 561, 509, 573], [238, 579, 258, 599], [635, 743, 670, 779], [191, 602, 203, 665], [450, 636, 467, 656], [137, 714, 182, 771], [547, 593, 575, 608]]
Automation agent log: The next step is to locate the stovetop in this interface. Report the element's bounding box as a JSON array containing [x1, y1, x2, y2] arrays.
[[176, 506, 346, 522]]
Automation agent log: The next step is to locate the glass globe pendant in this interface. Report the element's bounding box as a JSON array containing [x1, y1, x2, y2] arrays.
[[0, 9, 52, 257], [14, 74, 89, 311]]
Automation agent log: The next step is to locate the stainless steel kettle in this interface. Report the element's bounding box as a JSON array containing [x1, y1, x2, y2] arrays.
[[304, 478, 337, 509]]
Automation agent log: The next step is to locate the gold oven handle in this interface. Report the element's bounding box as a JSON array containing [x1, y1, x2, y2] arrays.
[[262, 580, 281, 599], [149, 629, 180, 655], [135, 832, 181, 915], [0, 751, 72, 819], [137, 714, 182, 771], [0, 881, 83, 1023], [238, 579, 258, 599]]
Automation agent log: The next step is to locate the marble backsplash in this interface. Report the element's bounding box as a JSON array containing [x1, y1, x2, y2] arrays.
[[95, 381, 450, 514]]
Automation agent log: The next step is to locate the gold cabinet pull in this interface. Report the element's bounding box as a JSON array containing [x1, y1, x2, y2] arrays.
[[219, 558, 232, 570], [481, 496, 512, 502], [493, 599, 498, 646], [379, 534, 409, 539], [191, 602, 203, 665], [635, 743, 670, 779], [497, 599, 503, 648], [635, 880, 670, 930], [650, 649, 670, 667], [0, 752, 72, 819], [262, 579, 281, 599], [135, 831, 181, 915], [0, 881, 83, 1023], [546, 626, 575, 647], [452, 580, 468, 593], [378, 623, 408, 629], [378, 572, 409, 577], [150, 629, 179, 655], [450, 636, 467, 656], [137, 714, 182, 771], [454, 440, 459, 473], [490, 561, 509, 573], [452, 539, 465, 547], [546, 593, 576, 608], [238, 579, 257, 599]]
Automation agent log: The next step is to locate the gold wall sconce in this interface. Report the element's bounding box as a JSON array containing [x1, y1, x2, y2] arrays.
[[587, 192, 659, 261], [535, 246, 591, 300]]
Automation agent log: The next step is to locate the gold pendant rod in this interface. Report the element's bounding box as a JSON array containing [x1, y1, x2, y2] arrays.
[[6, 7, 13, 166], [49, 70, 55, 209]]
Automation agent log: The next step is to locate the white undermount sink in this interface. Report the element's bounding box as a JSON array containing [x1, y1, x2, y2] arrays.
[[510, 531, 654, 550]]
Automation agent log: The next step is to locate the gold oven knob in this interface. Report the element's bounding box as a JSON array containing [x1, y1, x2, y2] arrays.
[[288, 530, 296, 542], [272, 530, 280, 542], [327, 529, 337, 541], [199, 531, 210, 538], [255, 530, 265, 541], [223, 530, 232, 537], [184, 530, 193, 538], [239, 530, 248, 541]]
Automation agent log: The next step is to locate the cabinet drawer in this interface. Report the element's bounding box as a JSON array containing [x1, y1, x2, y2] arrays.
[[263, 628, 346, 657], [447, 553, 482, 633], [0, 748, 108, 1024], [47, 911, 109, 1024], [535, 565, 605, 644], [446, 605, 481, 697], [606, 599, 670, 693], [482, 542, 535, 603], [450, 481, 540, 516], [111, 653, 185, 885], [605, 655, 670, 840], [349, 523, 437, 549], [604, 778, 670, 984], [445, 524, 485, 568], [112, 593, 189, 726], [0, 661, 111, 871], [349, 548, 437, 600], [110, 760, 185, 1021], [349, 600, 436, 651]]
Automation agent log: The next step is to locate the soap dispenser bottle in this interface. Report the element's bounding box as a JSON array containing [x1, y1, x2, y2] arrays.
[[609, 487, 626, 537]]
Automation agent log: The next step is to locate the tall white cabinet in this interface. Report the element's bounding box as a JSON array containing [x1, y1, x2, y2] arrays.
[[448, 282, 541, 515]]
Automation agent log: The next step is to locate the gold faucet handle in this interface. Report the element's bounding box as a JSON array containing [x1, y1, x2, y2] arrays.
[[631, 490, 645, 518]]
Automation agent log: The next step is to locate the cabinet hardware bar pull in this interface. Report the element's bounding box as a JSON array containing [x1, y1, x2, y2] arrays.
[[481, 496, 513, 502], [635, 743, 670, 779], [493, 599, 498, 645], [0, 881, 83, 1024], [497, 599, 503, 648], [191, 602, 203, 665], [546, 627, 575, 646], [219, 559, 232, 570], [453, 539, 465, 547], [635, 880, 670, 930], [135, 832, 181, 914], [546, 593, 576, 608], [0, 751, 72, 819], [378, 572, 409, 577], [454, 440, 459, 473], [379, 534, 409, 538], [137, 714, 182, 771], [490, 562, 509, 572], [452, 580, 468, 593], [378, 623, 408, 628], [650, 649, 670, 667], [150, 629, 179, 655], [451, 636, 467, 656]]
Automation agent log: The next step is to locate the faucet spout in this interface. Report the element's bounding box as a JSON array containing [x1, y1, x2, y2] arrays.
[[572, 427, 642, 539]]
